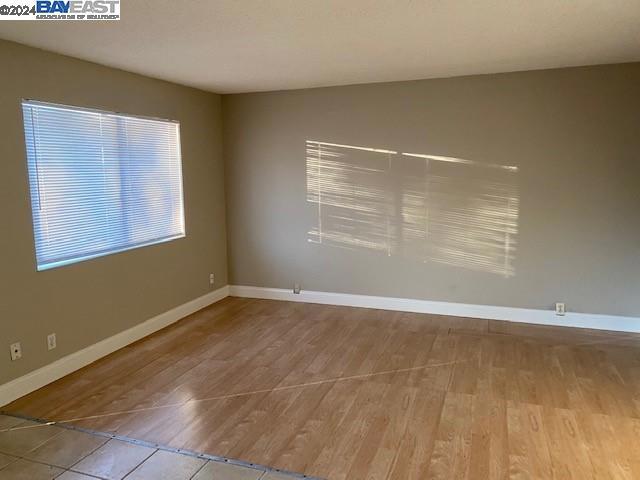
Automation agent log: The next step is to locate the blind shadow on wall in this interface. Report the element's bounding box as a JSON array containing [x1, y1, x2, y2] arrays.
[[306, 140, 519, 277]]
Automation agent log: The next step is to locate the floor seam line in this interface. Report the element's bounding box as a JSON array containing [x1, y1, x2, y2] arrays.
[[0, 412, 324, 479]]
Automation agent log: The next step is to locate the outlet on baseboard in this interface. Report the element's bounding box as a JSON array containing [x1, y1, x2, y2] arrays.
[[209, 273, 215, 286], [555, 302, 566, 316], [10, 342, 22, 361], [293, 283, 301, 294], [47, 333, 57, 351]]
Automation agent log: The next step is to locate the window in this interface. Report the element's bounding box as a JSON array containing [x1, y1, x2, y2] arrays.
[[22, 100, 185, 271]]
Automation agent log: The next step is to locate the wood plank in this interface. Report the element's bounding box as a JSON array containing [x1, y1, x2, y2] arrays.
[[4, 297, 640, 479]]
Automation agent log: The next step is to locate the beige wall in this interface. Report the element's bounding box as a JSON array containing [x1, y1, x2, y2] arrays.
[[223, 63, 640, 318], [0, 40, 227, 385], [2, 41, 639, 387]]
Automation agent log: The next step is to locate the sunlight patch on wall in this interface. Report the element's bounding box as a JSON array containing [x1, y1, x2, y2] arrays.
[[306, 140, 393, 254], [306, 140, 520, 277]]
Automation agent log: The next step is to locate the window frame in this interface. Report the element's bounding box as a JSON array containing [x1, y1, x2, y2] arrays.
[[21, 99, 187, 271]]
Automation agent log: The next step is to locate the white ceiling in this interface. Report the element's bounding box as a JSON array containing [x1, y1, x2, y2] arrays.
[[1, 0, 639, 94]]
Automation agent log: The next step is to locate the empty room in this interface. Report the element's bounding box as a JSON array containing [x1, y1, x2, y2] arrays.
[[1, 1, 639, 479]]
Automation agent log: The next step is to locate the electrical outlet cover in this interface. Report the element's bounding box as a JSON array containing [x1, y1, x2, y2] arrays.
[[10, 342, 22, 361]]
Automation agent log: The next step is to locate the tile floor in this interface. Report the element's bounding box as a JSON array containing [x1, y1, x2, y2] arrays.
[[0, 415, 312, 480]]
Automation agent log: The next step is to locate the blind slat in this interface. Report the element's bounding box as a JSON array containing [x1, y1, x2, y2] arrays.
[[22, 100, 186, 271]]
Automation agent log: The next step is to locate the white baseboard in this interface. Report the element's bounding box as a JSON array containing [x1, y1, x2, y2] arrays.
[[0, 286, 230, 408], [229, 285, 640, 334], [3, 284, 635, 408]]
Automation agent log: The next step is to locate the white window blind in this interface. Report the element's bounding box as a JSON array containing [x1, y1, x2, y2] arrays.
[[22, 100, 185, 271]]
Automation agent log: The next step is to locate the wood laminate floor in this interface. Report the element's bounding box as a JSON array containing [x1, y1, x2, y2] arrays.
[[4, 297, 640, 479]]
